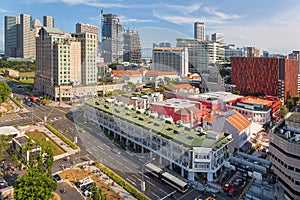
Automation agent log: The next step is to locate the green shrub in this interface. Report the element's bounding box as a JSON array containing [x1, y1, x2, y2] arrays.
[[101, 167, 147, 200], [9, 96, 23, 108], [45, 124, 79, 150]]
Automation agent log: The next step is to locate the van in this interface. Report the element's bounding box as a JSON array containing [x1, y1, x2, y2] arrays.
[[75, 177, 93, 188]]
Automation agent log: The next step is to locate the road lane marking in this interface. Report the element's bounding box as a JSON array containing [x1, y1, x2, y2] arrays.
[[159, 188, 168, 195], [126, 178, 136, 186], [151, 192, 160, 199], [160, 190, 176, 200]]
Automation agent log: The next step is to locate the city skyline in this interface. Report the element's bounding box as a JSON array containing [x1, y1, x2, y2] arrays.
[[1, 0, 300, 54]]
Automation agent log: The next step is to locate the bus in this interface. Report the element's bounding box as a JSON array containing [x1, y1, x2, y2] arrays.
[[161, 172, 189, 193], [145, 163, 164, 178], [145, 163, 188, 193]]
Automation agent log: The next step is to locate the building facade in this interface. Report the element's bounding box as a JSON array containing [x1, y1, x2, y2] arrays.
[[194, 22, 205, 41], [4, 16, 19, 57], [177, 38, 224, 74], [84, 98, 232, 182], [101, 13, 123, 63], [35, 27, 81, 100], [4, 13, 54, 59], [232, 57, 298, 102], [288, 50, 300, 94], [123, 29, 141, 63], [211, 33, 224, 44], [43, 16, 54, 28], [73, 23, 98, 85], [269, 113, 300, 200], [224, 44, 244, 61], [152, 47, 189, 77]]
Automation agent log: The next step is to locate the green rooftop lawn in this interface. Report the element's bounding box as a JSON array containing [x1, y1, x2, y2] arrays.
[[86, 98, 232, 149], [25, 131, 66, 156]]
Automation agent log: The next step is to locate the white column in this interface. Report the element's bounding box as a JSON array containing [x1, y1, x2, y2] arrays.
[[159, 155, 162, 165], [181, 168, 184, 177], [188, 171, 194, 181], [207, 172, 213, 182]]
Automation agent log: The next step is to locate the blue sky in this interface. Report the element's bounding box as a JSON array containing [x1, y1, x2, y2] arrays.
[[1, 0, 300, 54]]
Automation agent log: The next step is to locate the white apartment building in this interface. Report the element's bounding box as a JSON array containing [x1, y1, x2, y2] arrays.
[[84, 98, 232, 182]]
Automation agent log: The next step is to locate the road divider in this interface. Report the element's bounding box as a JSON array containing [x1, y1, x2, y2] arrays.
[[45, 124, 79, 150], [95, 162, 150, 200]]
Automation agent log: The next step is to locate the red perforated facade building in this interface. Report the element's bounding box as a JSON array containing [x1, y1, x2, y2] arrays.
[[232, 57, 298, 102]]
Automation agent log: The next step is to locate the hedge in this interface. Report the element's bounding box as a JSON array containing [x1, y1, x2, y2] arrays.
[[9, 96, 23, 108], [45, 124, 79, 150], [101, 166, 148, 200]]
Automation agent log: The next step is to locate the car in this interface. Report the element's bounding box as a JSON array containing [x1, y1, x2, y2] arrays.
[[222, 182, 232, 192], [228, 188, 236, 197], [262, 147, 269, 153], [111, 148, 121, 155], [81, 182, 95, 192], [254, 161, 260, 165], [53, 174, 62, 182], [233, 179, 242, 187]]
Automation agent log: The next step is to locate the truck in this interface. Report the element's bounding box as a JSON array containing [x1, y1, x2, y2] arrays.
[[0, 186, 14, 200]]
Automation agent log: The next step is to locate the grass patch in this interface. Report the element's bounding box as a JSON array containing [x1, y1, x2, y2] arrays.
[[19, 71, 35, 77], [25, 131, 66, 156]]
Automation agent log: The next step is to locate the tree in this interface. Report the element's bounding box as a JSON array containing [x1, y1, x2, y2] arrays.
[[14, 147, 57, 200], [0, 135, 10, 160], [279, 105, 288, 118], [90, 185, 107, 200], [0, 82, 11, 105]]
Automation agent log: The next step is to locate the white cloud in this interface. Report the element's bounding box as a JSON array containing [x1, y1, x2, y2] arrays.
[[0, 9, 9, 13], [152, 10, 231, 25], [118, 15, 155, 23], [164, 3, 202, 15], [204, 7, 241, 20]]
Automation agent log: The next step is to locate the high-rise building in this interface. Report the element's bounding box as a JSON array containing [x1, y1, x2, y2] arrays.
[[232, 57, 298, 102], [152, 47, 188, 77], [123, 29, 141, 63], [101, 13, 123, 63], [224, 44, 244, 61], [35, 27, 81, 100], [43, 16, 54, 28], [4, 16, 20, 57], [73, 23, 98, 85], [288, 50, 300, 94], [4, 13, 54, 59], [211, 33, 224, 44], [244, 46, 260, 57], [269, 112, 300, 200], [194, 22, 205, 41], [177, 38, 224, 73]]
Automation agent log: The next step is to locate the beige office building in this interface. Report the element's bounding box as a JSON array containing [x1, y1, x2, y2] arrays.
[[73, 23, 98, 85], [43, 16, 54, 28], [35, 27, 81, 100]]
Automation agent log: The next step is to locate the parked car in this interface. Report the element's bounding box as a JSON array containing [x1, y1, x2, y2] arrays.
[[222, 182, 232, 192], [53, 174, 62, 182], [228, 188, 236, 197], [81, 182, 95, 192]]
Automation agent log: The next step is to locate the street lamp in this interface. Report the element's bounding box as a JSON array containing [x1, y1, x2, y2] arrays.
[[141, 157, 155, 199]]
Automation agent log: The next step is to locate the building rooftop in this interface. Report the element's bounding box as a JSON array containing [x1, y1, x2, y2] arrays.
[[146, 71, 178, 76], [151, 98, 200, 110], [153, 47, 184, 51], [188, 91, 243, 102], [86, 98, 232, 149], [13, 135, 30, 146], [273, 113, 300, 143], [0, 126, 19, 136], [240, 97, 272, 106], [43, 27, 64, 35], [229, 103, 271, 112], [226, 112, 251, 132]]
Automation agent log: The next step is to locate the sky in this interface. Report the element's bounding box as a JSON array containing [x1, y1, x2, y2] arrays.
[[1, 0, 300, 54]]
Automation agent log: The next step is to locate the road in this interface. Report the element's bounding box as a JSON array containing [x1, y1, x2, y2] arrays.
[[74, 114, 203, 200], [2, 79, 204, 200]]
